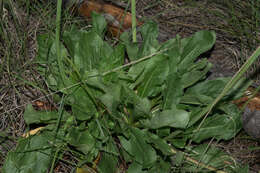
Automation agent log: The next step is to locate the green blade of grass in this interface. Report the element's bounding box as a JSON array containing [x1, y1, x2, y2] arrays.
[[131, 0, 137, 43], [55, 0, 66, 86]]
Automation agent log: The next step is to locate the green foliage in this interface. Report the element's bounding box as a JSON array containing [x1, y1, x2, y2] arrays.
[[2, 131, 53, 173], [2, 14, 251, 172]]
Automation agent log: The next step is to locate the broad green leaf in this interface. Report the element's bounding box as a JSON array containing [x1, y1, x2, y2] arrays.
[[218, 102, 241, 117], [82, 70, 108, 92], [180, 94, 213, 105], [178, 30, 216, 74], [127, 162, 145, 173], [122, 85, 151, 120], [186, 77, 228, 98], [68, 83, 100, 121], [23, 104, 70, 125], [181, 61, 212, 88], [98, 152, 118, 173], [186, 77, 251, 101], [189, 144, 233, 169], [148, 159, 171, 173], [2, 131, 53, 173], [169, 138, 187, 149], [35, 34, 54, 64], [224, 77, 252, 100], [91, 12, 107, 38], [186, 104, 242, 143], [120, 32, 139, 61], [127, 21, 160, 82], [162, 72, 183, 109], [138, 21, 159, 58], [146, 132, 173, 155], [102, 137, 119, 155], [119, 128, 157, 168], [99, 84, 122, 113], [146, 108, 190, 129], [136, 54, 169, 98], [187, 58, 209, 71], [174, 151, 185, 166], [87, 120, 110, 142], [63, 28, 113, 73], [187, 77, 250, 127], [66, 127, 95, 155], [161, 38, 183, 109], [36, 34, 73, 91], [50, 42, 72, 88], [99, 43, 125, 81]]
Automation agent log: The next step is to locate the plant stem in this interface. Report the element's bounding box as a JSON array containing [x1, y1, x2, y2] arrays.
[[55, 0, 66, 86], [131, 0, 137, 42]]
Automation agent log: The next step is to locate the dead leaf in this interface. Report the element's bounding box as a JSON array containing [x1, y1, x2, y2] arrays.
[[77, 0, 143, 37]]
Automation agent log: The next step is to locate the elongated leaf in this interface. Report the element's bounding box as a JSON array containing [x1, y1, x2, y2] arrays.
[[120, 32, 139, 61], [181, 62, 212, 88], [137, 54, 169, 97], [126, 162, 144, 173], [186, 104, 242, 143], [178, 31, 216, 74], [186, 77, 228, 98], [187, 77, 251, 127], [189, 144, 233, 169], [70, 86, 97, 121], [66, 127, 95, 155], [146, 108, 190, 129], [91, 12, 107, 37], [162, 73, 183, 109], [64, 30, 112, 73], [99, 84, 122, 113], [2, 131, 53, 173], [24, 104, 70, 125], [36, 34, 73, 91], [146, 132, 173, 155], [148, 159, 171, 173], [160, 37, 184, 109], [98, 152, 118, 173], [138, 21, 159, 58], [99, 43, 125, 81], [127, 21, 160, 82], [119, 128, 157, 168], [122, 85, 151, 119], [180, 94, 213, 105], [35, 34, 55, 64]]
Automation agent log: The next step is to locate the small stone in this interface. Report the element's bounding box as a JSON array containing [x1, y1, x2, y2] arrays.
[[242, 107, 260, 139]]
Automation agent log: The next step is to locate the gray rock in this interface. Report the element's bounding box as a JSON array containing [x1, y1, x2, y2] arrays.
[[242, 107, 260, 139]]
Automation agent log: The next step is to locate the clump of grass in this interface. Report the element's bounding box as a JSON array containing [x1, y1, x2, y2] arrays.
[[0, 0, 81, 169]]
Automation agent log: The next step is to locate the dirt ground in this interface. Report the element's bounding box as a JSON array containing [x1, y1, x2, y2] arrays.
[[0, 0, 259, 172]]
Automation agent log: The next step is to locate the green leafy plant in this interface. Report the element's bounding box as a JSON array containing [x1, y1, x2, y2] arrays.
[[2, 13, 253, 173]]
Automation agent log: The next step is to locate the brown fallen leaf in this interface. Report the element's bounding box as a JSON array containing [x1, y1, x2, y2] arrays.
[[33, 100, 56, 111], [22, 127, 43, 138], [233, 87, 260, 110], [77, 0, 143, 36]]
